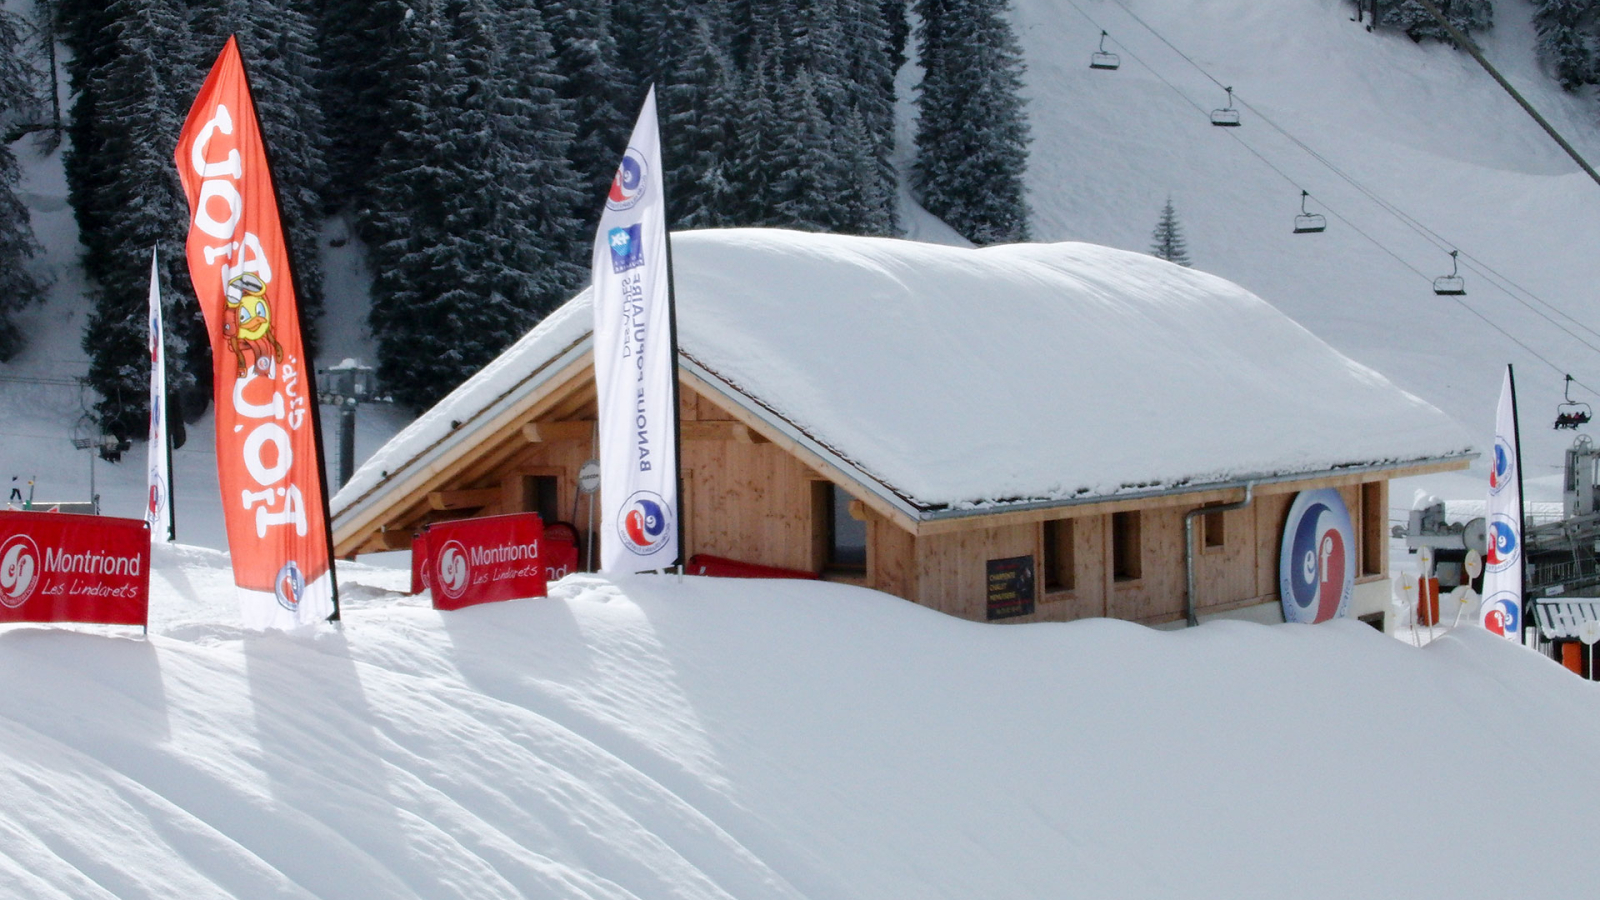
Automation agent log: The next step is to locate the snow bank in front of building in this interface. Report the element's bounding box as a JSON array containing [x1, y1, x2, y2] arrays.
[[1, 557, 1596, 898], [339, 228, 1471, 517]]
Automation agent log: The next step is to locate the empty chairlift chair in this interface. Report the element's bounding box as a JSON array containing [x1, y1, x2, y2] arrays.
[[1293, 190, 1326, 233], [1432, 250, 1465, 296], [1210, 87, 1240, 127], [1090, 31, 1120, 70], [1556, 375, 1592, 430]]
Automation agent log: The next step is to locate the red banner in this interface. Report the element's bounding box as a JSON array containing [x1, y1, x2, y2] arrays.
[[547, 539, 579, 583], [0, 512, 150, 626], [174, 38, 335, 628], [425, 514, 548, 611], [410, 531, 430, 596], [687, 554, 820, 580]]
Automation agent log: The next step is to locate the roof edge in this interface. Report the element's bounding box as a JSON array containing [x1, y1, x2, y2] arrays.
[[912, 451, 1478, 529], [332, 335, 593, 544]]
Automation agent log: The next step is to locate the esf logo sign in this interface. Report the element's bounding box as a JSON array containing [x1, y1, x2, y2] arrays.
[[1278, 489, 1355, 624], [606, 148, 647, 212], [1486, 513, 1519, 573], [1481, 590, 1521, 639], [436, 540, 470, 602], [274, 560, 304, 612], [618, 491, 671, 556], [0, 534, 40, 608], [147, 473, 167, 521], [1489, 437, 1515, 496]]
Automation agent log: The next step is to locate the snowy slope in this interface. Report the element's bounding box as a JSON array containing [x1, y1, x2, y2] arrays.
[[1004, 0, 1600, 500], [0, 560, 1595, 898]]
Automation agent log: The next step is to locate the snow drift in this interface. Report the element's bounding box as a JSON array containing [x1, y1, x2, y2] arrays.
[[0, 552, 1595, 898]]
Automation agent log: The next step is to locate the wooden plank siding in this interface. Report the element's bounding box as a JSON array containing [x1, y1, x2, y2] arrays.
[[912, 523, 1038, 621]]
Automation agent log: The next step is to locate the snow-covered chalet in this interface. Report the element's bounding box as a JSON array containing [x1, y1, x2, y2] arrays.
[[332, 228, 1474, 627]]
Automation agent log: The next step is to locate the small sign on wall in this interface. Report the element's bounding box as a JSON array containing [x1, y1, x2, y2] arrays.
[[986, 555, 1036, 620]]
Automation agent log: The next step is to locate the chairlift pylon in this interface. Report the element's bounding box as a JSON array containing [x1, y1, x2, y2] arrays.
[[1090, 30, 1121, 70], [1210, 86, 1240, 127], [1556, 374, 1593, 430], [1293, 190, 1326, 234], [1432, 249, 1465, 296]]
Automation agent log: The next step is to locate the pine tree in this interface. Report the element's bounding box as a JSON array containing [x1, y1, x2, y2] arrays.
[[491, 0, 587, 314], [0, 8, 48, 360], [308, 0, 409, 213], [1531, 0, 1600, 90], [1377, 0, 1493, 44], [190, 0, 331, 356], [67, 0, 203, 438], [881, 0, 910, 73], [770, 68, 844, 231], [1149, 197, 1191, 268], [365, 0, 586, 412], [661, 8, 742, 228], [57, 0, 121, 273], [729, 43, 782, 225], [541, 0, 635, 232], [839, 0, 899, 234], [912, 0, 1031, 245], [610, 0, 691, 90], [834, 102, 895, 235]]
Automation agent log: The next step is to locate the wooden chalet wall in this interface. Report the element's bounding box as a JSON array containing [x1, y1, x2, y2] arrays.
[[358, 379, 835, 572], [354, 368, 1402, 627], [895, 481, 1389, 626]]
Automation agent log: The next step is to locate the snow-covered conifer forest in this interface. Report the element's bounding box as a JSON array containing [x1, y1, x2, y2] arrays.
[[3, 0, 1038, 422]]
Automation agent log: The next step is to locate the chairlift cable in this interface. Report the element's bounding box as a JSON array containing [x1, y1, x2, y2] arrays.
[[1089, 0, 1600, 347], [1053, 0, 1600, 389], [1234, 96, 1600, 346], [1103, 0, 1230, 92]]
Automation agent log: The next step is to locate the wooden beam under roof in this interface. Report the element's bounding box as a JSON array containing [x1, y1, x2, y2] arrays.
[[427, 487, 500, 511], [521, 420, 594, 443], [681, 420, 768, 443]]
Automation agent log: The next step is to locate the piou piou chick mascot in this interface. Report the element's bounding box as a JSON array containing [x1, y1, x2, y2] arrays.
[[221, 272, 283, 377]]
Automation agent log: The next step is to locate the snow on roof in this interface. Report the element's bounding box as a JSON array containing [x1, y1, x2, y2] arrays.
[[336, 228, 1472, 518]]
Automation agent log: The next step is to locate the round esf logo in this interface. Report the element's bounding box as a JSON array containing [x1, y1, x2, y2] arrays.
[[274, 561, 305, 612], [1278, 489, 1355, 624], [0, 534, 40, 609], [1489, 437, 1515, 496], [618, 491, 672, 556], [1486, 513, 1519, 573], [605, 148, 647, 211], [147, 473, 166, 518], [436, 540, 470, 601], [1481, 591, 1521, 639]]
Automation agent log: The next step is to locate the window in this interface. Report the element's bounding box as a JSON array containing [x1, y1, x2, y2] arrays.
[[817, 483, 866, 569], [1112, 511, 1142, 582], [519, 474, 560, 525], [1043, 518, 1075, 592], [1202, 507, 1225, 549], [1361, 481, 1384, 576]]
